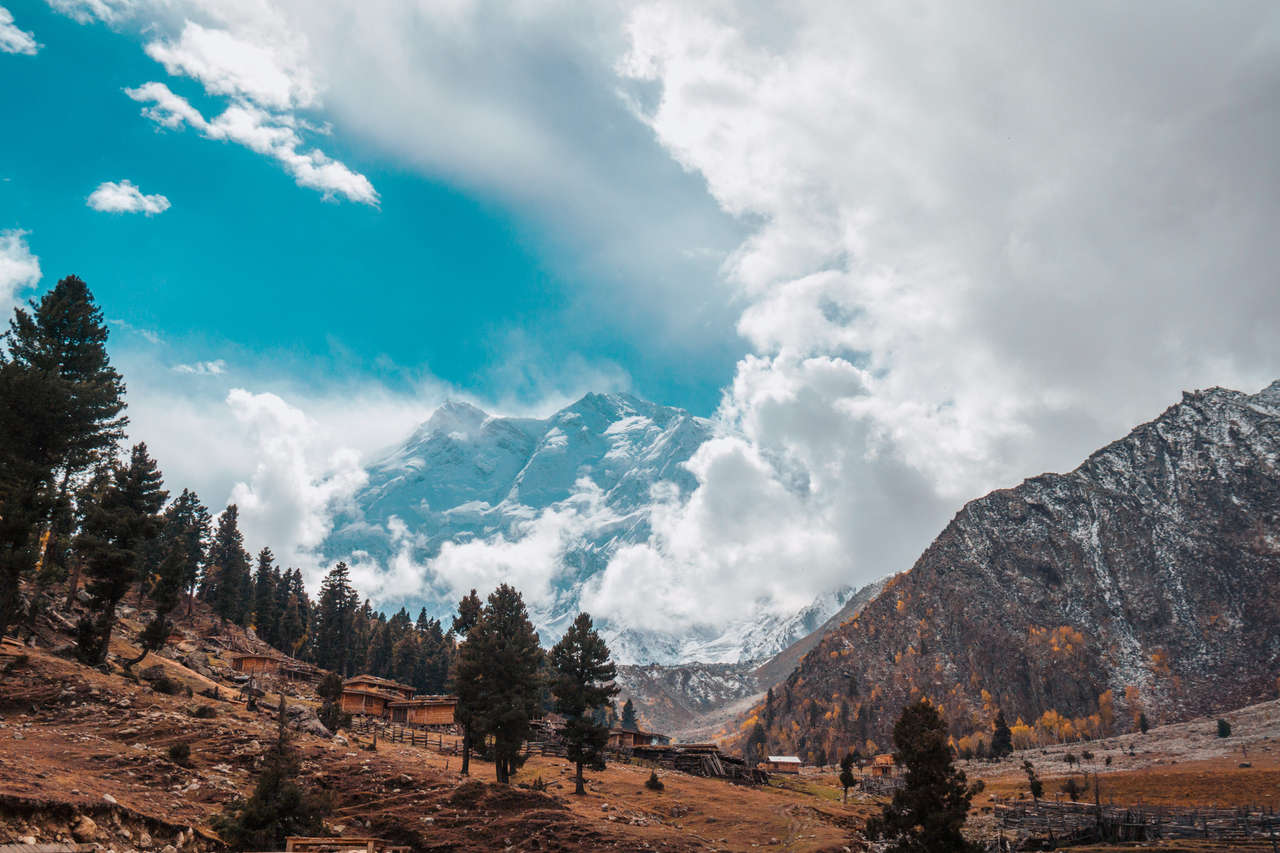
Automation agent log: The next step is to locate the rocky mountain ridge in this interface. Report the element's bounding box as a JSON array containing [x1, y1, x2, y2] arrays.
[[742, 381, 1280, 762]]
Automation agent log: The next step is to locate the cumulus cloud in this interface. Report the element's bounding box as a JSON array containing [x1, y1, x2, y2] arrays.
[[225, 389, 369, 571], [0, 6, 38, 54], [125, 81, 378, 204], [87, 179, 171, 215], [47, 0, 135, 24], [0, 229, 41, 316]]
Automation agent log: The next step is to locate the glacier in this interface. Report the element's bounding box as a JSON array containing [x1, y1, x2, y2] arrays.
[[320, 391, 849, 664]]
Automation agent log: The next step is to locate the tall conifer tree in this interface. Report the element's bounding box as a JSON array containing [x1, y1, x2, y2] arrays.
[[550, 612, 619, 794], [75, 444, 166, 665]]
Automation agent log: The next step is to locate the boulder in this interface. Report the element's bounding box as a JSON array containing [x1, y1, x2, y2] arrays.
[[285, 704, 332, 738], [71, 814, 100, 842], [139, 664, 167, 683]]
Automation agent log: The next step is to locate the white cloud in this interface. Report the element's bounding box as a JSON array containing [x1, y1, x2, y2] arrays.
[[87, 179, 172, 215], [46, 0, 136, 24], [224, 388, 369, 570], [125, 81, 378, 205], [0, 229, 41, 316], [172, 358, 226, 375], [0, 6, 39, 54], [145, 20, 316, 110]]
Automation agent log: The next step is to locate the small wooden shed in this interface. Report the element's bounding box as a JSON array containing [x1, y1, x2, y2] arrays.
[[232, 654, 281, 675], [608, 727, 670, 749], [763, 755, 802, 774], [388, 695, 457, 727]]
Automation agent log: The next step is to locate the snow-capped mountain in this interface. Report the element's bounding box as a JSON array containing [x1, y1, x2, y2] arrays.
[[321, 392, 849, 664]]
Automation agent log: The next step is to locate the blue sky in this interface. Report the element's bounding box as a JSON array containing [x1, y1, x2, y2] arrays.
[[1, 1, 741, 416], [4, 1, 1278, 631]]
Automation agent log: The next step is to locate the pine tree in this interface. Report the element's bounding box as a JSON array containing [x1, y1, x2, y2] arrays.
[[991, 709, 1013, 758], [213, 695, 328, 851], [839, 752, 858, 803], [550, 612, 619, 794], [450, 589, 483, 775], [312, 563, 358, 673], [0, 358, 71, 636], [252, 548, 279, 646], [0, 275, 126, 637], [744, 721, 768, 765], [206, 506, 251, 625], [125, 540, 186, 670], [866, 700, 983, 853], [621, 698, 638, 730], [161, 489, 210, 616], [75, 444, 166, 665], [452, 585, 543, 784]]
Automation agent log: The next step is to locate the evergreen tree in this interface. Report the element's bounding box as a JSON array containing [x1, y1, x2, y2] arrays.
[[744, 721, 768, 765], [416, 615, 449, 693], [452, 585, 543, 784], [621, 698, 638, 730], [839, 752, 858, 803], [125, 539, 186, 670], [252, 548, 279, 646], [550, 612, 619, 794], [1138, 712, 1149, 734], [213, 695, 328, 851], [991, 710, 1013, 758], [162, 489, 211, 616], [75, 444, 167, 665], [4, 275, 127, 476], [206, 506, 252, 625], [1, 275, 125, 637], [866, 700, 983, 853], [312, 563, 358, 673], [1022, 760, 1043, 804], [0, 358, 71, 636], [450, 589, 483, 775]]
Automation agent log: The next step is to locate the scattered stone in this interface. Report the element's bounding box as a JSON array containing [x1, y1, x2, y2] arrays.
[[103, 793, 118, 805], [139, 831, 153, 847]]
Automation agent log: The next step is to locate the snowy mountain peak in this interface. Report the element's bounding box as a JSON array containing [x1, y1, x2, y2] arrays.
[[321, 392, 850, 664]]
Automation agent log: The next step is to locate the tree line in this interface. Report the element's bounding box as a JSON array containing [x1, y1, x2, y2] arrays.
[[0, 274, 628, 793]]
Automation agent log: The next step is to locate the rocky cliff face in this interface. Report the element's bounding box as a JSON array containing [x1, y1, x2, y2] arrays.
[[747, 382, 1280, 762]]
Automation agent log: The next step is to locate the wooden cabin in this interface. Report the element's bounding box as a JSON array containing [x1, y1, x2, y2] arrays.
[[232, 654, 282, 675], [763, 755, 802, 774], [387, 695, 457, 727], [339, 686, 397, 718], [607, 727, 670, 749], [871, 753, 896, 777], [343, 674, 415, 701]]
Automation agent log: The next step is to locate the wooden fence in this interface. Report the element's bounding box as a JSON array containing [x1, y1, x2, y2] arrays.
[[993, 797, 1280, 846]]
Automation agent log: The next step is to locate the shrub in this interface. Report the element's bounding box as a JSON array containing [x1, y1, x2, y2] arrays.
[[1105, 755, 1112, 766], [1138, 712, 1149, 734], [644, 771, 664, 792], [1064, 752, 1077, 766], [1060, 776, 1087, 802], [1081, 750, 1093, 760], [153, 675, 181, 695], [168, 743, 191, 765], [529, 776, 547, 792], [1217, 719, 1231, 738], [191, 704, 217, 719]]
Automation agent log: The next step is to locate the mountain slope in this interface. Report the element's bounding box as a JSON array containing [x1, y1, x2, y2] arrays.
[[323, 392, 853, 664], [742, 382, 1280, 762]]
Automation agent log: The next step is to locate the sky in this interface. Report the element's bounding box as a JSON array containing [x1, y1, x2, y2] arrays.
[[4, 1, 1280, 637]]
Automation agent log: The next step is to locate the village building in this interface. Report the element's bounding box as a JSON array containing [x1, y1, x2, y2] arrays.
[[387, 695, 457, 728], [607, 727, 670, 749], [343, 675, 415, 701], [762, 755, 802, 774], [870, 753, 896, 777]]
